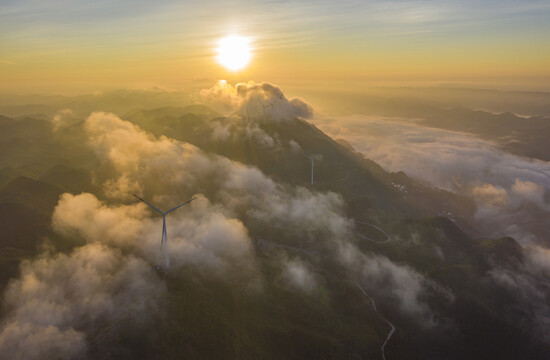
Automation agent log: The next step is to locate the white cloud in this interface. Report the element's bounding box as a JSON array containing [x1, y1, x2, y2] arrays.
[[488, 245, 550, 342], [84, 111, 350, 240], [313, 115, 550, 245], [51, 108, 79, 132], [280, 257, 318, 294], [200, 81, 313, 122], [207, 116, 277, 148], [52, 193, 256, 276], [77, 110, 454, 327], [338, 242, 451, 327], [0, 244, 164, 359]]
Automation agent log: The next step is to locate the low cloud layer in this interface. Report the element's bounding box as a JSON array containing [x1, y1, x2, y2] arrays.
[[0, 244, 164, 359], [339, 242, 450, 327], [280, 256, 319, 294], [314, 115, 550, 245], [85, 111, 349, 238], [488, 246, 550, 342], [81, 110, 445, 323], [207, 116, 279, 148], [51, 108, 79, 132], [53, 193, 255, 276], [316, 113, 550, 337]]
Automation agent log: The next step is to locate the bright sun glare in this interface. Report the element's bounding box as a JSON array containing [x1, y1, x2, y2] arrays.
[[216, 35, 252, 71]]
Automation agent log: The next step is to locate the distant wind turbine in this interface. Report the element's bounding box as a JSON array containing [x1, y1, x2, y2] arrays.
[[243, 104, 253, 144], [301, 153, 320, 185], [257, 99, 273, 123], [133, 194, 197, 269]]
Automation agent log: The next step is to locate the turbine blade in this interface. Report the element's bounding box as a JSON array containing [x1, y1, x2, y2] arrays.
[[161, 217, 167, 248], [165, 196, 198, 214], [133, 194, 164, 215]]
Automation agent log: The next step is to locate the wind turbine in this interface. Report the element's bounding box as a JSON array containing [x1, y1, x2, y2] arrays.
[[257, 99, 273, 123], [133, 194, 197, 269], [301, 153, 319, 185], [244, 104, 253, 144]]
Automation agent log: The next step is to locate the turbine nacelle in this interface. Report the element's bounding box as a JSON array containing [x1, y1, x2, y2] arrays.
[[133, 194, 197, 216]]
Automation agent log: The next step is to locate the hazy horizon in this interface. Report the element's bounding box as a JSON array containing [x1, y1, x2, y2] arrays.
[[2, 0, 550, 94]]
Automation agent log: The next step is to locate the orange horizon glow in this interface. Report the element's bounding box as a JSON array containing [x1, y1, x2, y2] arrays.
[[1, 1, 550, 94]]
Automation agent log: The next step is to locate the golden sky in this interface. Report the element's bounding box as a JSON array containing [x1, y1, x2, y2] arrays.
[[1, 0, 550, 93]]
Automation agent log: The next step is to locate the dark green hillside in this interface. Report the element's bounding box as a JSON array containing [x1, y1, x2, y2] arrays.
[[0, 176, 63, 214], [38, 164, 96, 194], [0, 177, 64, 291], [124, 108, 476, 225]]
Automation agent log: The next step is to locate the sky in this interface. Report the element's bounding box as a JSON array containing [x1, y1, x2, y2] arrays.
[[1, 0, 550, 93]]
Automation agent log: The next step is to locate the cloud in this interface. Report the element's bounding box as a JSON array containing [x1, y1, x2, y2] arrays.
[[51, 108, 79, 132], [209, 119, 232, 141], [3, 104, 325, 356], [289, 139, 302, 153], [0, 83, 482, 355], [313, 115, 550, 245], [487, 245, 550, 342], [471, 183, 509, 208], [52, 192, 147, 248], [280, 257, 319, 294], [289, 98, 314, 119], [84, 111, 211, 199], [53, 111, 355, 277], [199, 80, 241, 113], [511, 179, 549, 211], [200, 81, 313, 122], [314, 111, 550, 338], [207, 116, 278, 148], [84, 111, 350, 240], [249, 187, 349, 236], [338, 242, 450, 328], [78, 110, 458, 326], [0, 243, 164, 359], [52, 193, 256, 276]]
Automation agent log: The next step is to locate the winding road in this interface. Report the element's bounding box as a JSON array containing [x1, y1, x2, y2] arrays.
[[352, 220, 391, 244], [259, 160, 396, 359], [353, 281, 396, 360], [254, 236, 397, 360]]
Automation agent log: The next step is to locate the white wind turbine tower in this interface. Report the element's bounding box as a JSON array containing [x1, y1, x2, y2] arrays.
[[133, 194, 197, 269], [301, 153, 320, 185]]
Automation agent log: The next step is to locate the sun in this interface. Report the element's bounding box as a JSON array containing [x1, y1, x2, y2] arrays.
[[216, 35, 252, 71]]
